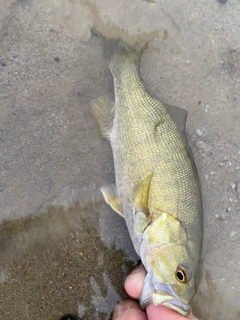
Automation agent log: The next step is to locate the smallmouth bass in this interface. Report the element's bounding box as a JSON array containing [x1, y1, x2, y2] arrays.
[[91, 36, 203, 317]]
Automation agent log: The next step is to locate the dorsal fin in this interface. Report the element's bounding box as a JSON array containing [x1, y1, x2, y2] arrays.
[[164, 103, 192, 155]]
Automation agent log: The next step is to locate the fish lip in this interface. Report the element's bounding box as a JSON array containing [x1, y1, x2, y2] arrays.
[[152, 283, 190, 316], [140, 296, 152, 309], [161, 299, 190, 316]]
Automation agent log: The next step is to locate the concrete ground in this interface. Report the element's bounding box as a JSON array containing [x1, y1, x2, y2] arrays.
[[0, 0, 240, 319]]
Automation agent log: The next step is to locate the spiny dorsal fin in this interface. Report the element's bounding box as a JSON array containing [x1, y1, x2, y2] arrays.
[[164, 103, 194, 155], [164, 104, 187, 139]]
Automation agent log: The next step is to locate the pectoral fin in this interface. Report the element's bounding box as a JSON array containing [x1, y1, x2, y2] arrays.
[[133, 174, 153, 233], [101, 185, 124, 217], [91, 96, 114, 141], [134, 174, 152, 217]]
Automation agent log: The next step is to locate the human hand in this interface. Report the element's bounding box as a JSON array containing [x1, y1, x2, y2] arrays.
[[112, 264, 198, 320]]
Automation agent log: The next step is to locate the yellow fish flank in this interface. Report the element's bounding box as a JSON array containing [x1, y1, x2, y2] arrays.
[[91, 40, 203, 317]]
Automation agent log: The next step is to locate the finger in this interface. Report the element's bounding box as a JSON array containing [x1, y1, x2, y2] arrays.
[[146, 304, 198, 320], [112, 300, 147, 320], [124, 264, 146, 299]]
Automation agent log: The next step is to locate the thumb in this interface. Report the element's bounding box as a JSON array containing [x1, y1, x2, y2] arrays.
[[112, 300, 147, 320]]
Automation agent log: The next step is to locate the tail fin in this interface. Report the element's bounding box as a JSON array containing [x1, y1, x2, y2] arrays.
[[90, 27, 144, 75]]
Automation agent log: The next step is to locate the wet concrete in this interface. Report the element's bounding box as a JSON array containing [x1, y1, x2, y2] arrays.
[[0, 0, 240, 319], [0, 197, 138, 320]]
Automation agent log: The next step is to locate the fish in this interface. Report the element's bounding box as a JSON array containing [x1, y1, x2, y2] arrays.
[[91, 35, 203, 317]]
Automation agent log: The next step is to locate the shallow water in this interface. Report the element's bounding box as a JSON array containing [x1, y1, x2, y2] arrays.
[[0, 0, 240, 319]]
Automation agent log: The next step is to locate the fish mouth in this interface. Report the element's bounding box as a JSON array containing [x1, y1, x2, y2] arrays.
[[152, 283, 190, 317]]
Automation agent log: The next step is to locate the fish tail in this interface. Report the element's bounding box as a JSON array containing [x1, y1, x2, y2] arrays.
[[91, 27, 143, 76], [108, 42, 142, 77]]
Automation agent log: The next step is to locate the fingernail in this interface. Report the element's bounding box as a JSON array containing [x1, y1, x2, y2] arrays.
[[113, 301, 131, 319], [113, 300, 146, 320]]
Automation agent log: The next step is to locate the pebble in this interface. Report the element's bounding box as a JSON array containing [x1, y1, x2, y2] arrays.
[[230, 230, 240, 240], [196, 140, 211, 153], [78, 304, 86, 318], [196, 128, 206, 137], [237, 182, 240, 194], [0, 271, 8, 283], [216, 212, 226, 220]]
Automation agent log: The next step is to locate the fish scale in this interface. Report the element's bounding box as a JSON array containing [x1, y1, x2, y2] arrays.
[[91, 40, 203, 317]]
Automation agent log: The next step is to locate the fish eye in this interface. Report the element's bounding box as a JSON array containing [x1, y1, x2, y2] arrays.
[[176, 267, 186, 283], [175, 265, 192, 283]]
